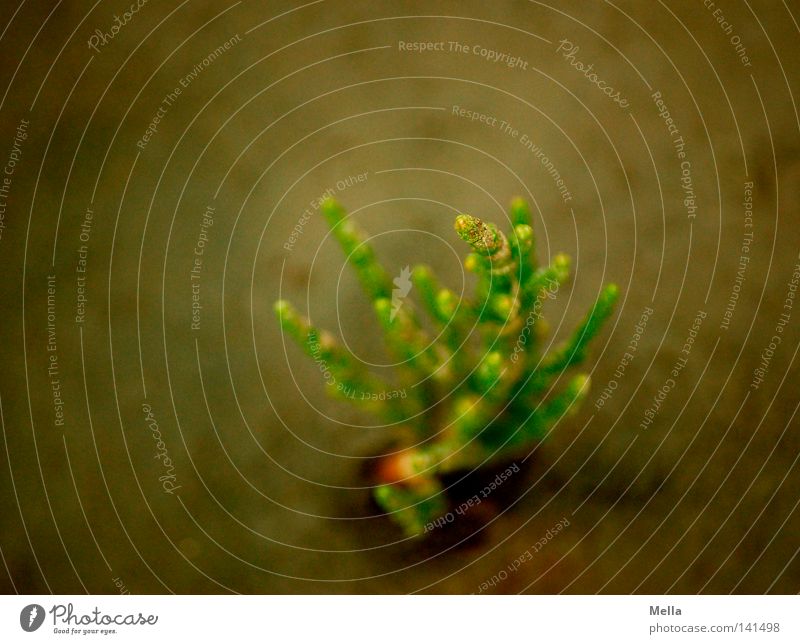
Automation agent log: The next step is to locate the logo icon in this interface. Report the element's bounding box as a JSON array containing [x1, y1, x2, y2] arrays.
[[20, 604, 45, 632], [390, 266, 412, 321]]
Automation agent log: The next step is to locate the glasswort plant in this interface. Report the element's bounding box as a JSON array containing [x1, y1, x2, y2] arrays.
[[275, 198, 617, 536]]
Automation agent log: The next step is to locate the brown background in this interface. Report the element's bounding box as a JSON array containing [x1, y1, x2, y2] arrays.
[[0, 0, 799, 593]]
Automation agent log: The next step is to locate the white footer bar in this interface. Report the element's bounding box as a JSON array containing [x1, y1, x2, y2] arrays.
[[3, 595, 797, 642]]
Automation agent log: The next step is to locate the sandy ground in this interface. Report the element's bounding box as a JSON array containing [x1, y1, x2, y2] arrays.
[[1, 0, 799, 593]]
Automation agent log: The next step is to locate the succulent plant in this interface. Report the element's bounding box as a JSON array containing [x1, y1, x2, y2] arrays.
[[275, 197, 617, 536]]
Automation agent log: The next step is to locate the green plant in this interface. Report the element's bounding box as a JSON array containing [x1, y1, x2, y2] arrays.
[[275, 197, 617, 536]]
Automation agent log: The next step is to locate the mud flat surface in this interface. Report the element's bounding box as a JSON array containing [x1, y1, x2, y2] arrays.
[[1, 1, 799, 593]]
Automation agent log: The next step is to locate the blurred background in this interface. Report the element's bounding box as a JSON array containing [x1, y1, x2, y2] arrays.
[[1, 0, 799, 593]]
